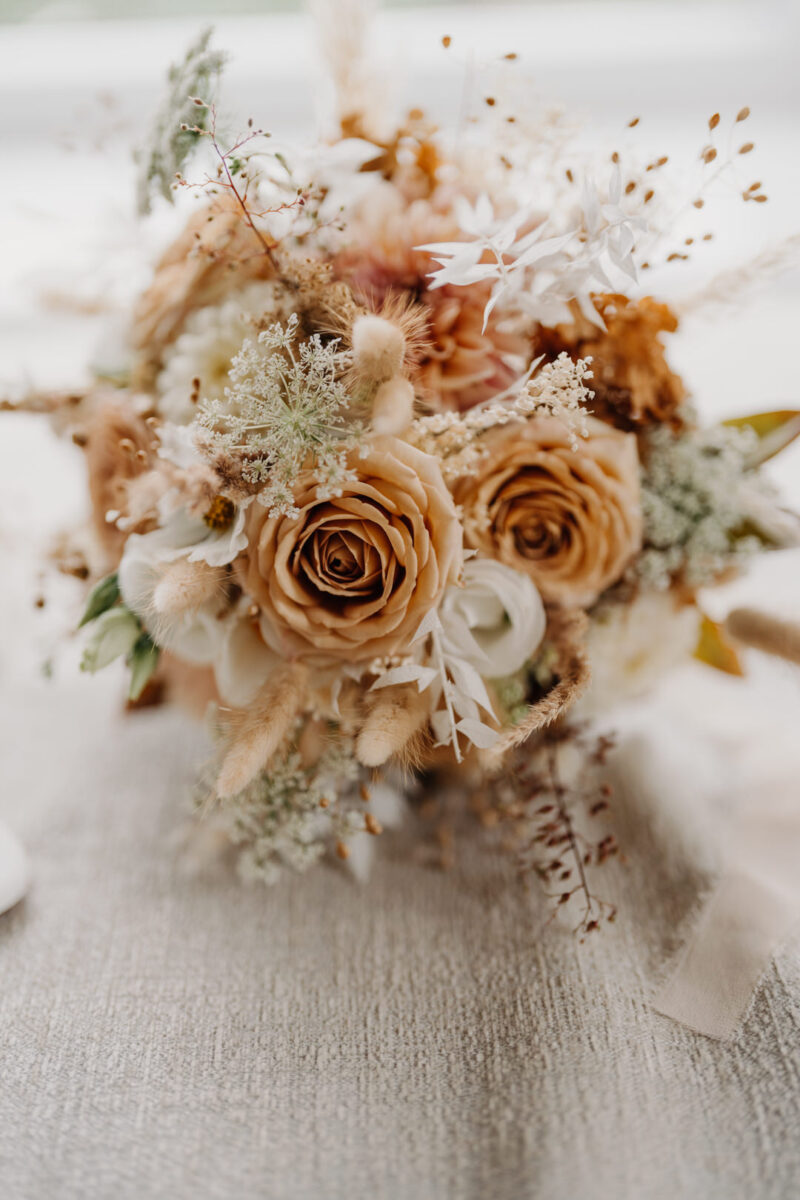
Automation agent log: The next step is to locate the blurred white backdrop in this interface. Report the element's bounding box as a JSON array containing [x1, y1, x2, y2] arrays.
[[0, 0, 798, 679]]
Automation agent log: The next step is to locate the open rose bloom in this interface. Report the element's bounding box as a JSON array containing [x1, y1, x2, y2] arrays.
[[27, 24, 798, 889]]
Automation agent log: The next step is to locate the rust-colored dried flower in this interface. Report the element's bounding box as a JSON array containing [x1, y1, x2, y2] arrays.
[[534, 294, 686, 429], [130, 195, 275, 388]]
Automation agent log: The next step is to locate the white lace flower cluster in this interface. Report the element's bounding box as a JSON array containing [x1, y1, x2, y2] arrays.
[[196, 314, 364, 517], [409, 353, 593, 480], [634, 424, 767, 590]]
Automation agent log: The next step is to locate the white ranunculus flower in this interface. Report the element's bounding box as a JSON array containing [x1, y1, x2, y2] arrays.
[[118, 507, 248, 663], [156, 281, 292, 424], [438, 557, 547, 678], [214, 613, 278, 708], [577, 590, 700, 717]]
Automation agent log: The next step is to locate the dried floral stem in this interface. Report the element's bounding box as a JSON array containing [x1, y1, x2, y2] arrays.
[[0, 389, 88, 415], [725, 608, 800, 667], [545, 741, 598, 933]]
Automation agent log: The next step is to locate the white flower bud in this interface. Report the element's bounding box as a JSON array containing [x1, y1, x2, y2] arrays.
[[81, 608, 141, 673], [352, 315, 406, 382], [371, 377, 415, 435]]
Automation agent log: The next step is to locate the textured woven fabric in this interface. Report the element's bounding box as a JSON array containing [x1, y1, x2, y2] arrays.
[[1, 660, 799, 1200]]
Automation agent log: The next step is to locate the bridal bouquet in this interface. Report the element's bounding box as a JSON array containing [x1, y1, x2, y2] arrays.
[[24, 20, 799, 915]]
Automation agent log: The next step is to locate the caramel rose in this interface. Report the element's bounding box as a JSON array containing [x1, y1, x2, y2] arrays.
[[241, 436, 463, 663], [455, 416, 642, 607]]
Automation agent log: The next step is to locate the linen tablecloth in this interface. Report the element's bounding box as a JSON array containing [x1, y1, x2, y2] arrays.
[[2, 631, 800, 1198]]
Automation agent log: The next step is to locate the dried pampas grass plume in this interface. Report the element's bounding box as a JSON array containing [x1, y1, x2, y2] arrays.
[[217, 662, 310, 798], [311, 0, 384, 142], [356, 682, 430, 767], [152, 559, 226, 616]]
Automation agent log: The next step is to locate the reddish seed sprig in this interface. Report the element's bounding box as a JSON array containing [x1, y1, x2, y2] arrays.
[[491, 728, 620, 938]]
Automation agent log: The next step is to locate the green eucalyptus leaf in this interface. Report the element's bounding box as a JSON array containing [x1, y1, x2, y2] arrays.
[[78, 572, 120, 628], [723, 410, 800, 466], [127, 633, 160, 702], [81, 608, 141, 674]]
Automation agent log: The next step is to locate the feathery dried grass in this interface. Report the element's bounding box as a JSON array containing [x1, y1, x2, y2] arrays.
[[217, 662, 310, 797], [356, 682, 431, 767], [488, 608, 592, 763]]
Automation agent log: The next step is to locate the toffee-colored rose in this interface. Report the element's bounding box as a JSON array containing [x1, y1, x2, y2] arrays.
[[455, 416, 642, 607], [241, 436, 463, 662]]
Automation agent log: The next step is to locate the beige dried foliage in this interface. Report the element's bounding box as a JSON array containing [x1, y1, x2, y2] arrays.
[[85, 400, 155, 566], [131, 195, 276, 386], [356, 682, 431, 767], [217, 661, 310, 798]]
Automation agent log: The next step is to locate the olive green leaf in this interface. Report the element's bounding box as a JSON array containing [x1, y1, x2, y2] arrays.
[[78, 572, 120, 628], [81, 607, 141, 674], [723, 409, 800, 466], [127, 633, 160, 702]]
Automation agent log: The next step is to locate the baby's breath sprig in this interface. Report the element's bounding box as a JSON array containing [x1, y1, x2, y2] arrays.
[[633, 421, 777, 590], [199, 726, 368, 885], [409, 353, 593, 480]]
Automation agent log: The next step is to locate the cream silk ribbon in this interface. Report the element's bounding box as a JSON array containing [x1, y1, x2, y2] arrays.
[[654, 767, 800, 1040]]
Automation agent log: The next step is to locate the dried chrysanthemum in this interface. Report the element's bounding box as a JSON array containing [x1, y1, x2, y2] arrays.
[[533, 293, 686, 429]]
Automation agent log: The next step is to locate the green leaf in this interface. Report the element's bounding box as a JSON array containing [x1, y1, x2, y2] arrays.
[[78, 572, 120, 628], [127, 633, 160, 702], [694, 614, 744, 677], [723, 409, 800, 465], [81, 608, 141, 674]]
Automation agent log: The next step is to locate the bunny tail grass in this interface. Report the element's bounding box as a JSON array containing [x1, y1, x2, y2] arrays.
[[725, 607, 800, 667], [153, 559, 226, 615], [216, 662, 310, 798], [356, 683, 430, 768]]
